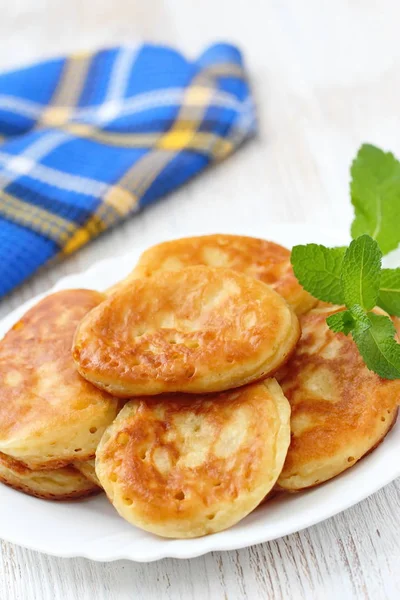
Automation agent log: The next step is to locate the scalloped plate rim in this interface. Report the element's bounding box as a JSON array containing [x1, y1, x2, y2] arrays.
[[0, 224, 398, 562]]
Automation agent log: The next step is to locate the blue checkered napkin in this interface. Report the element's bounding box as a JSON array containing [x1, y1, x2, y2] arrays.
[[0, 43, 256, 298]]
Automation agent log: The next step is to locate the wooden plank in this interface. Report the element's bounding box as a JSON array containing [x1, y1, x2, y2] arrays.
[[0, 0, 400, 598]]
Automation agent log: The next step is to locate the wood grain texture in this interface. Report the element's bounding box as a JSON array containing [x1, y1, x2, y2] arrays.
[[1, 0, 400, 598]]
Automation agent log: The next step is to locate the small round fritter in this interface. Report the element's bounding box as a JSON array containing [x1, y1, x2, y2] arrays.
[[0, 290, 120, 470], [109, 234, 317, 316], [73, 459, 101, 487], [74, 266, 300, 397], [96, 379, 291, 538], [0, 452, 100, 500], [276, 305, 400, 491]]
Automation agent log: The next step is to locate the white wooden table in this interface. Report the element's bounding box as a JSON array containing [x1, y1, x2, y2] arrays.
[[1, 1, 400, 598]]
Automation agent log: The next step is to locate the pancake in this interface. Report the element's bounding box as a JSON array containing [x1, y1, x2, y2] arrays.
[[0, 290, 121, 469], [108, 234, 317, 316], [276, 304, 400, 491], [73, 459, 101, 487], [74, 266, 300, 397], [96, 379, 291, 538], [0, 452, 99, 500]]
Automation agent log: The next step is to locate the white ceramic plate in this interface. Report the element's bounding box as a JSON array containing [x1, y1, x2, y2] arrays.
[[0, 224, 399, 562]]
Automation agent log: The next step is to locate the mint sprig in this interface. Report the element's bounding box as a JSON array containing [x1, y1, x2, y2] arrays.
[[341, 235, 382, 311], [326, 310, 354, 335], [378, 268, 400, 316], [291, 245, 345, 304], [351, 313, 400, 379], [290, 143, 400, 380], [351, 144, 400, 255]]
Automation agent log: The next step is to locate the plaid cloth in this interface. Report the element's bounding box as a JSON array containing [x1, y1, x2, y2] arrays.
[[0, 43, 256, 298]]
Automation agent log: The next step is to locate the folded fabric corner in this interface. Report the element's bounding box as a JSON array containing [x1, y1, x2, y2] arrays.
[[0, 42, 256, 298]]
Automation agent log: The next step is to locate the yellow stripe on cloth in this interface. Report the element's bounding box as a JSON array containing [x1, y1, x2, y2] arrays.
[[102, 186, 139, 216], [61, 66, 238, 258], [0, 191, 76, 244], [62, 213, 107, 255], [61, 68, 234, 160], [202, 63, 246, 79], [157, 80, 214, 150], [62, 228, 91, 255], [38, 51, 92, 127], [85, 72, 223, 225], [63, 183, 142, 256], [62, 122, 233, 160], [156, 126, 233, 159], [64, 122, 157, 145], [112, 150, 176, 202]]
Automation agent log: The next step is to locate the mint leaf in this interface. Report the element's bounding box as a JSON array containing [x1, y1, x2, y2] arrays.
[[327, 310, 354, 335], [348, 304, 372, 332], [341, 235, 382, 310], [327, 304, 400, 378], [351, 144, 400, 255], [351, 312, 400, 379], [377, 268, 400, 317], [290, 245, 345, 304], [327, 304, 370, 336]]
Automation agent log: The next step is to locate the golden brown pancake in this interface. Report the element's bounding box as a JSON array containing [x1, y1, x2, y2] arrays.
[[74, 266, 300, 397], [108, 234, 317, 315], [0, 452, 100, 500], [0, 290, 121, 469], [73, 459, 101, 487], [96, 379, 290, 538], [276, 304, 400, 491]]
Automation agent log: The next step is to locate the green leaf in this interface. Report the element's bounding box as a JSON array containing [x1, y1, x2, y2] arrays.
[[377, 268, 400, 317], [351, 312, 400, 379], [348, 304, 372, 332], [351, 144, 400, 255], [341, 235, 382, 311], [290, 244, 346, 304], [326, 310, 355, 335]]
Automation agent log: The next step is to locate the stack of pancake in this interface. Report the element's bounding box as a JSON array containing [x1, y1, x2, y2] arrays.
[[0, 235, 398, 539], [0, 289, 119, 499]]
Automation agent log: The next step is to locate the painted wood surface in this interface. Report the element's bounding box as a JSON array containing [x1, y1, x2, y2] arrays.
[[0, 1, 400, 597]]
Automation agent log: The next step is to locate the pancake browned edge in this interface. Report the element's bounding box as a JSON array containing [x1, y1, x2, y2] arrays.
[[0, 289, 121, 470], [108, 234, 318, 316], [73, 459, 101, 487], [96, 379, 291, 538], [276, 305, 400, 492], [73, 266, 300, 397], [0, 453, 100, 500]]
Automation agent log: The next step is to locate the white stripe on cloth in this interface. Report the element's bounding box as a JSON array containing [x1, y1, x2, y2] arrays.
[[0, 95, 42, 119], [0, 128, 110, 200], [105, 46, 141, 102], [0, 151, 109, 197], [0, 83, 253, 197], [20, 130, 71, 160], [0, 130, 71, 190], [80, 88, 248, 124], [95, 46, 141, 125], [0, 88, 250, 127], [228, 96, 257, 145]]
